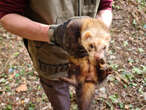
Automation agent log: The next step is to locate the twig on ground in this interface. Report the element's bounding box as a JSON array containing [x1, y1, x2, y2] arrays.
[[114, 71, 129, 85], [0, 54, 15, 73]]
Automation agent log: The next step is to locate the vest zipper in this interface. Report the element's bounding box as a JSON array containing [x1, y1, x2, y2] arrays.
[[78, 0, 81, 16]]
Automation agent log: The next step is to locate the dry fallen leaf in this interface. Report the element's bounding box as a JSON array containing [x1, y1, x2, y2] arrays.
[[9, 74, 15, 79], [125, 105, 129, 109], [16, 83, 27, 92]]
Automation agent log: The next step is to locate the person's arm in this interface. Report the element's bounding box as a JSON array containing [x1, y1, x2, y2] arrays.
[[97, 0, 113, 28], [0, 14, 50, 42], [0, 0, 51, 42]]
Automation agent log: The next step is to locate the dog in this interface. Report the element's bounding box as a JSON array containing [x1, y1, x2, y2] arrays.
[[60, 17, 112, 110]]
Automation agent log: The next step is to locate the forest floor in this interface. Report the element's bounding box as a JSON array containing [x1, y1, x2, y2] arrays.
[[0, 0, 146, 110]]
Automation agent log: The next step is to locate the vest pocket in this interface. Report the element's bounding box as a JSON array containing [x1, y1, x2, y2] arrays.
[[84, 0, 96, 5], [82, 0, 98, 16]]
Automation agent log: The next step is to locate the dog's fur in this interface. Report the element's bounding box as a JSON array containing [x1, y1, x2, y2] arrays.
[[60, 17, 112, 110]]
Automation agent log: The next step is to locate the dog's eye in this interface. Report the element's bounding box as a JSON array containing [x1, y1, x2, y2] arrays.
[[103, 46, 106, 50], [89, 44, 94, 49]]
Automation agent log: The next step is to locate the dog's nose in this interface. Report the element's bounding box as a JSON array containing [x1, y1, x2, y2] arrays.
[[94, 53, 104, 61]]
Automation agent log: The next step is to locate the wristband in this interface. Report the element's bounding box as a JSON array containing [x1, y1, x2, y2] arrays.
[[48, 24, 59, 42]]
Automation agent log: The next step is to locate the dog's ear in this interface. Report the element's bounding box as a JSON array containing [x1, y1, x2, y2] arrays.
[[82, 31, 92, 41]]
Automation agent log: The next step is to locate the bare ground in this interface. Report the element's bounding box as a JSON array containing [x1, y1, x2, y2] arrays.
[[0, 0, 146, 110]]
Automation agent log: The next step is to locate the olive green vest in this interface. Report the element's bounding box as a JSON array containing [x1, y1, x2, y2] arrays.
[[25, 0, 101, 80], [25, 0, 100, 24]]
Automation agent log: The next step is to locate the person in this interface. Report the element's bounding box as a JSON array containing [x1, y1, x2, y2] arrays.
[[0, 0, 113, 110]]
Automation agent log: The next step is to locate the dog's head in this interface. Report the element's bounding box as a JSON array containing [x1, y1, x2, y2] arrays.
[[80, 18, 111, 61]]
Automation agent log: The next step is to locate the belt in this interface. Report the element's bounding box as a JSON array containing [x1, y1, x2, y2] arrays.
[[39, 60, 69, 73]]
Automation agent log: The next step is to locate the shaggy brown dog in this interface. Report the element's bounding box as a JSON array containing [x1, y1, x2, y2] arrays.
[[60, 17, 112, 110]]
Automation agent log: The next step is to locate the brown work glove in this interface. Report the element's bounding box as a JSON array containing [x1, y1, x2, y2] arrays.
[[49, 17, 89, 58]]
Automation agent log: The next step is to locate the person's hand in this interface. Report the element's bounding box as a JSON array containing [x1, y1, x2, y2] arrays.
[[97, 10, 112, 28], [48, 17, 89, 58]]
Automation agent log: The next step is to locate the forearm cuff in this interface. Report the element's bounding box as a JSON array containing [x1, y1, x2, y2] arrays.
[[98, 1, 113, 11]]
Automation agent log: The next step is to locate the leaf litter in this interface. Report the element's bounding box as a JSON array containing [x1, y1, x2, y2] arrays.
[[0, 0, 146, 109]]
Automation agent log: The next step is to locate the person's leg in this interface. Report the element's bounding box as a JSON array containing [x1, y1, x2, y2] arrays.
[[26, 40, 70, 110], [40, 77, 70, 110]]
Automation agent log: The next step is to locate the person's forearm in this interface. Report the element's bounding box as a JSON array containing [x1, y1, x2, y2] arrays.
[[97, 9, 112, 28], [0, 13, 50, 42]]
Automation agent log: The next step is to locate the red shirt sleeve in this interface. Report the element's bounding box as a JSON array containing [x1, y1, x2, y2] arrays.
[[0, 0, 28, 19], [98, 0, 113, 11]]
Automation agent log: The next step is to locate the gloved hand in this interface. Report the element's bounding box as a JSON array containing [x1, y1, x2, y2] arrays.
[[48, 17, 89, 58]]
